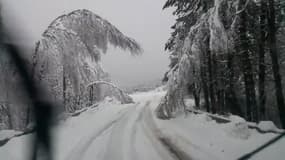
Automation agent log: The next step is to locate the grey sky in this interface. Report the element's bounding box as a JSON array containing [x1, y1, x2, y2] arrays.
[[1, 0, 175, 88]]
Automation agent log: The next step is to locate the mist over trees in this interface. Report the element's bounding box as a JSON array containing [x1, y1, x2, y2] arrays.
[[157, 0, 285, 128]]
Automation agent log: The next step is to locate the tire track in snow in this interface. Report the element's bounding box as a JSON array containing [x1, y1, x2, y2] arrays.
[[102, 103, 142, 160], [133, 102, 176, 160], [128, 105, 143, 160], [64, 105, 136, 160], [140, 105, 193, 160], [65, 98, 207, 160]]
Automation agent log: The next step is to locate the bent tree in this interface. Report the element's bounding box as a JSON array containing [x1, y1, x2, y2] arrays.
[[159, 0, 285, 128]]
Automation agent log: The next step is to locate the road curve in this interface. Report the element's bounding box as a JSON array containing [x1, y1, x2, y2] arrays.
[[66, 100, 193, 160]]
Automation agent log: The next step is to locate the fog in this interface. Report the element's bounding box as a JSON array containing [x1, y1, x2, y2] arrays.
[[1, 0, 174, 88]]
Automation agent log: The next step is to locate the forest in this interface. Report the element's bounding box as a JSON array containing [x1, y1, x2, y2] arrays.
[[157, 0, 285, 128]]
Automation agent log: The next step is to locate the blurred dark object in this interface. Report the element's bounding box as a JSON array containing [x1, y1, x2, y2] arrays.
[[1, 40, 53, 160]]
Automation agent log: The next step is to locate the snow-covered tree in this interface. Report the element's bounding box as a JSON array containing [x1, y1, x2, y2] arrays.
[[33, 9, 142, 113], [0, 9, 142, 130], [158, 0, 285, 128]]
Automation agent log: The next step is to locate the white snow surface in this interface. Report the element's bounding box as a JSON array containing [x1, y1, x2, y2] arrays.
[[0, 88, 285, 160], [0, 130, 22, 141], [257, 121, 279, 132]]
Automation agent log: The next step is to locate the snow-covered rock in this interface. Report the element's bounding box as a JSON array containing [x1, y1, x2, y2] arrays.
[[196, 113, 213, 122], [229, 115, 247, 123], [225, 116, 250, 140], [257, 121, 279, 132]]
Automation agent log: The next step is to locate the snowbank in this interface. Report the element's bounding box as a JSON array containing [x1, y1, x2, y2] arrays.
[[257, 121, 279, 132], [0, 130, 22, 141], [0, 98, 131, 160], [153, 106, 285, 160]]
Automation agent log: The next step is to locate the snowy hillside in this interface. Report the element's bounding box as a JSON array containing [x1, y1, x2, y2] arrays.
[[1, 89, 284, 160]]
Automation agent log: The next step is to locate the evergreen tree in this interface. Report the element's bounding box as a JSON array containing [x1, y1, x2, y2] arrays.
[[267, 0, 285, 128]]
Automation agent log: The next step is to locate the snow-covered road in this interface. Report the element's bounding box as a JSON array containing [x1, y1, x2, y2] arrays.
[[0, 89, 188, 160], [66, 101, 178, 160], [1, 88, 285, 160]]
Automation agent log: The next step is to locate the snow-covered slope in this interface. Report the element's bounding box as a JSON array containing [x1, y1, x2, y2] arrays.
[[1, 89, 284, 160]]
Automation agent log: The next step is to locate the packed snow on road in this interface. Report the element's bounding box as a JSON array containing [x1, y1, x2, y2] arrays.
[[0, 88, 285, 160]]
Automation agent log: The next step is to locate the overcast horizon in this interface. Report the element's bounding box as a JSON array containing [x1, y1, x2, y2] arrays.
[[1, 0, 175, 88]]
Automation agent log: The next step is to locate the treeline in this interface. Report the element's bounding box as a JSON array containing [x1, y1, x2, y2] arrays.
[[160, 0, 285, 128]]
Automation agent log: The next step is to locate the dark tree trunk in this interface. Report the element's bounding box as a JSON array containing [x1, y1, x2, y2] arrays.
[[212, 53, 219, 113], [216, 55, 226, 114], [6, 104, 13, 129], [26, 106, 31, 127], [89, 85, 94, 105], [258, 0, 267, 120], [63, 70, 67, 111], [193, 93, 200, 108], [238, 0, 258, 122], [192, 83, 201, 109], [226, 52, 242, 116], [208, 56, 216, 114], [267, 0, 285, 128], [190, 64, 201, 109], [206, 38, 217, 114], [200, 37, 210, 112], [201, 63, 210, 112]]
